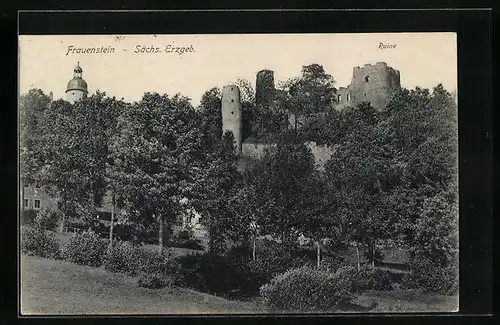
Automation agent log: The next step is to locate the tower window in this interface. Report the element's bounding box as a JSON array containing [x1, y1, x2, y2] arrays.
[[23, 199, 29, 208], [231, 99, 234, 102], [347, 94, 351, 101], [34, 199, 41, 209], [231, 111, 234, 115], [364, 92, 367, 96], [365, 76, 369, 82], [337, 94, 342, 101]]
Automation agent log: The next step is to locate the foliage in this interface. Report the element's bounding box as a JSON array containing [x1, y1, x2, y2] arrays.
[[242, 136, 316, 242], [280, 64, 336, 130], [62, 230, 107, 267], [25, 92, 124, 231], [138, 272, 173, 289], [259, 265, 356, 312], [402, 257, 458, 295], [110, 92, 203, 251], [172, 252, 243, 295], [19, 89, 52, 186], [351, 266, 394, 292], [102, 242, 145, 276], [21, 226, 61, 259], [244, 243, 310, 295], [34, 208, 61, 231], [191, 131, 242, 253], [21, 210, 38, 227]]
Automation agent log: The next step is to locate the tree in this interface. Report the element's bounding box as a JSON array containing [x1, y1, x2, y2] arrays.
[[280, 64, 337, 130], [29, 92, 124, 232], [243, 132, 316, 244], [19, 89, 52, 215], [110, 92, 203, 253], [324, 103, 402, 267], [198, 87, 222, 140], [190, 131, 242, 253]]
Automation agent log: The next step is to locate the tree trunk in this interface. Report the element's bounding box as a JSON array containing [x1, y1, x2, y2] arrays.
[[59, 201, 66, 233], [355, 242, 361, 272], [109, 191, 115, 249], [157, 214, 163, 254], [371, 240, 375, 268], [316, 240, 321, 269], [252, 237, 256, 261]]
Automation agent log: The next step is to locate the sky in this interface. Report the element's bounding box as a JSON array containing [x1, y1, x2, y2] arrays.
[[19, 33, 457, 107]]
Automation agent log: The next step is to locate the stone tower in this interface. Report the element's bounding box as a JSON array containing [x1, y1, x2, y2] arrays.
[[336, 62, 401, 110], [255, 69, 276, 107], [221, 85, 243, 154], [65, 62, 88, 104]]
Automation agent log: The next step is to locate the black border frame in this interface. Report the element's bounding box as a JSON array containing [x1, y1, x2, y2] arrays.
[[3, 7, 494, 325]]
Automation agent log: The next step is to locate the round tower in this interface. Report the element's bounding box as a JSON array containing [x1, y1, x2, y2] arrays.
[[221, 85, 242, 155], [347, 62, 401, 110], [255, 69, 276, 107], [66, 62, 88, 104]]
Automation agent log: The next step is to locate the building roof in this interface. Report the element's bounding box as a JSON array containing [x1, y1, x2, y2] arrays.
[[66, 78, 88, 93]]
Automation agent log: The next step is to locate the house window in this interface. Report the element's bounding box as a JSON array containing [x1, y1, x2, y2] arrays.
[[231, 99, 234, 102], [365, 76, 369, 82], [364, 92, 367, 96], [347, 94, 351, 101], [34, 199, 41, 209], [338, 94, 342, 101], [23, 199, 29, 208]]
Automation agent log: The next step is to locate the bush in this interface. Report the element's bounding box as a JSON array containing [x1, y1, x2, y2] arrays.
[[260, 265, 356, 312], [21, 210, 38, 226], [34, 208, 61, 231], [138, 272, 173, 289], [62, 230, 107, 267], [351, 266, 394, 292], [173, 252, 247, 296], [21, 226, 60, 259], [102, 242, 144, 276], [138, 248, 175, 276], [245, 244, 310, 293], [404, 257, 458, 295]]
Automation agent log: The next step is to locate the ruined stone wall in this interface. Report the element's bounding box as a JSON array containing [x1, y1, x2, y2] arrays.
[[241, 141, 335, 169], [255, 69, 276, 107], [221, 85, 243, 154], [348, 62, 401, 110]]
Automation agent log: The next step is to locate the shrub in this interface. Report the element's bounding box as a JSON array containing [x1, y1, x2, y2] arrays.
[[173, 252, 247, 295], [62, 230, 107, 267], [138, 272, 173, 289], [21, 210, 38, 226], [21, 226, 60, 259], [351, 266, 394, 292], [34, 208, 61, 231], [102, 242, 144, 276], [404, 257, 458, 295], [260, 265, 356, 312], [245, 245, 310, 292], [138, 248, 175, 276]]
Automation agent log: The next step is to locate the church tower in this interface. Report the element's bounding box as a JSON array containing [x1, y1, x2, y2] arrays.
[[65, 62, 88, 104]]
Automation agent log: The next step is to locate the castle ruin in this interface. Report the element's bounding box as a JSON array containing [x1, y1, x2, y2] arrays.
[[221, 62, 402, 164], [335, 62, 401, 110]]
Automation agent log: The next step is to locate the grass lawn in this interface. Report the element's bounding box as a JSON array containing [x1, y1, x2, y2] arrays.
[[21, 254, 458, 315], [20, 255, 263, 315]]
